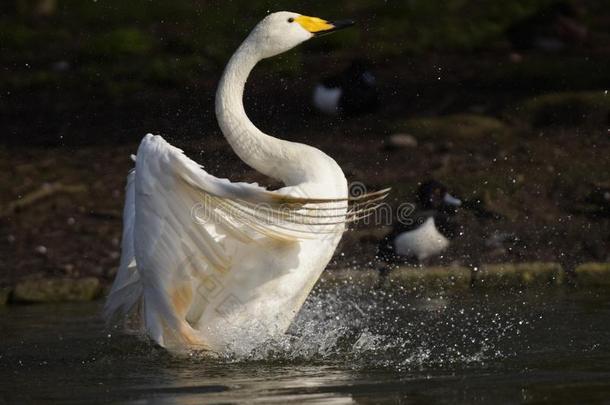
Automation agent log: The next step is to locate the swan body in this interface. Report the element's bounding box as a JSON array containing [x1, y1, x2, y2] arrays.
[[104, 12, 375, 351]]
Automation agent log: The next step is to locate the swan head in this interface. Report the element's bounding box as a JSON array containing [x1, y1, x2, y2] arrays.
[[249, 11, 354, 59]]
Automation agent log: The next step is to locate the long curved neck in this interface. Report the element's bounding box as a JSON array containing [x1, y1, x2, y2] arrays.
[[215, 40, 305, 185]]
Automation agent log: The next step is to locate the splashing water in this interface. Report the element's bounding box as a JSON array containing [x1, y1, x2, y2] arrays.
[[3, 284, 608, 403], [202, 281, 536, 371]]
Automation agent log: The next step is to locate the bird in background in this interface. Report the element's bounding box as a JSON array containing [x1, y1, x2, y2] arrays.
[[312, 59, 379, 117], [377, 180, 462, 266], [506, 0, 588, 62], [104, 12, 388, 352]]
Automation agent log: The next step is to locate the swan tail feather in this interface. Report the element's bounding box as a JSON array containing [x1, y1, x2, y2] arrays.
[[140, 283, 210, 350], [104, 263, 143, 321], [105, 170, 144, 321]]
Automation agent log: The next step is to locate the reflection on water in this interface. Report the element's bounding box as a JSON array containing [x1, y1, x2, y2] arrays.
[[1, 281, 610, 403]]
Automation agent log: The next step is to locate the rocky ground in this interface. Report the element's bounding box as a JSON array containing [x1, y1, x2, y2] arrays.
[[1, 1, 609, 297], [1, 83, 609, 291]]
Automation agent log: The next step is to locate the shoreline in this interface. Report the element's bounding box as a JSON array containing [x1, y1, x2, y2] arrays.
[[2, 261, 608, 306]]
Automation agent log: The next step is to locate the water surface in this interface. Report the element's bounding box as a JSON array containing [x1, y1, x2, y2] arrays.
[[1, 283, 609, 403]]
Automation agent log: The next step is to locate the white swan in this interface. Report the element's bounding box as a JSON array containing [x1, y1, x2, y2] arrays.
[[104, 11, 387, 352]]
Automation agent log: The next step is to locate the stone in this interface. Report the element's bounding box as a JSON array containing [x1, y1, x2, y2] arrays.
[[397, 114, 510, 143], [475, 262, 564, 289], [0, 287, 11, 306], [13, 277, 102, 303], [574, 262, 610, 288], [318, 269, 379, 289], [390, 266, 472, 292], [386, 133, 418, 149], [508, 91, 610, 128]]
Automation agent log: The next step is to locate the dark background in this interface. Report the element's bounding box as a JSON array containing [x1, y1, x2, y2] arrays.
[[1, 0, 609, 285]]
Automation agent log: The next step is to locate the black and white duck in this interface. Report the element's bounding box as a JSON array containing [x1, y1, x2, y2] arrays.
[[312, 59, 379, 117], [377, 180, 462, 265]]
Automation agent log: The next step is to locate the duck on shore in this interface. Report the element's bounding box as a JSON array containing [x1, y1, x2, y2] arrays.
[[312, 59, 379, 117], [377, 181, 462, 266]]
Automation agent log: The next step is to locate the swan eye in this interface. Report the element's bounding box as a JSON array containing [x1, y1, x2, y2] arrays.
[[287, 18, 294, 23]]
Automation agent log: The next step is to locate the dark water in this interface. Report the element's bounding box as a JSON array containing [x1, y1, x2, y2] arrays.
[[1, 283, 610, 404]]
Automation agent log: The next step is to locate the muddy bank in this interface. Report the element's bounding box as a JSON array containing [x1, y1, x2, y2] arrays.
[[1, 1, 609, 291], [1, 89, 609, 287]]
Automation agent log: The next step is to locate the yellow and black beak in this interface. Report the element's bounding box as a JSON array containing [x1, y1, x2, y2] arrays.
[[294, 16, 355, 36]]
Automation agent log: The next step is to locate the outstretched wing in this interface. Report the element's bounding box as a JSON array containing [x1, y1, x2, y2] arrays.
[[104, 168, 142, 321], [136, 134, 387, 243], [108, 134, 388, 348]]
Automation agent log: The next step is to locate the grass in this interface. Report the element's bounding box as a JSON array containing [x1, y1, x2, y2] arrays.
[[506, 91, 610, 128], [395, 114, 511, 143], [4, 0, 606, 94]]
